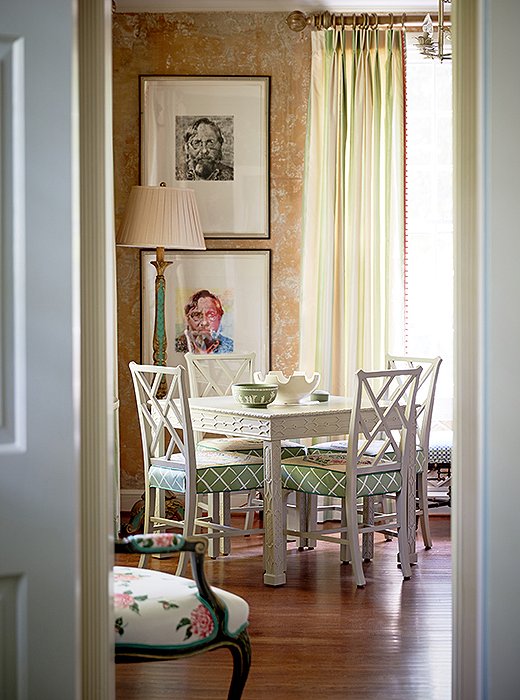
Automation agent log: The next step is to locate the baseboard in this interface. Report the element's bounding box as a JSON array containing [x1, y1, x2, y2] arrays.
[[120, 489, 143, 513]]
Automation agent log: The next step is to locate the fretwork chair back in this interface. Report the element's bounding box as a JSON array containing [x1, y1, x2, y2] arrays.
[[185, 352, 306, 550], [185, 352, 257, 449], [115, 533, 251, 700], [282, 367, 422, 587], [385, 355, 443, 547], [308, 355, 442, 549], [129, 361, 264, 574]]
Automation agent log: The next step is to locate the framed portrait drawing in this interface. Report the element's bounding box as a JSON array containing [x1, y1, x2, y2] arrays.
[[140, 75, 270, 238], [141, 250, 271, 371]]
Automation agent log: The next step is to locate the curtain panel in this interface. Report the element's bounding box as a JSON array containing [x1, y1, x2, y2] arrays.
[[299, 28, 405, 396]]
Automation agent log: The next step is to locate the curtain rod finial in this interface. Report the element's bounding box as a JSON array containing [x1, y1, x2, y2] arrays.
[[286, 10, 309, 32]]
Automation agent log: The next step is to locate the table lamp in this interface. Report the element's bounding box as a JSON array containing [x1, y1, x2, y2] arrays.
[[117, 184, 205, 382]]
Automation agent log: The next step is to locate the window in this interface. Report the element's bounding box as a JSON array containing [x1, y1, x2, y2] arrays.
[[405, 37, 453, 425]]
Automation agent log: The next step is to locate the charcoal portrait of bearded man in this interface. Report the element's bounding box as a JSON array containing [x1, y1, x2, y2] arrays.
[[175, 116, 235, 182]]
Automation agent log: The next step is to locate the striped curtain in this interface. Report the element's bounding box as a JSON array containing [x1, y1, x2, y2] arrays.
[[299, 28, 405, 396]]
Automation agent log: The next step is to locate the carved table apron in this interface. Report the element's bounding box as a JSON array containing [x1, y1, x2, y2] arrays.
[[188, 395, 417, 586]]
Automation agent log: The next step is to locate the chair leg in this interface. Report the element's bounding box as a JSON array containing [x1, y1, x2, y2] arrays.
[[381, 496, 394, 541], [139, 487, 156, 568], [244, 490, 257, 532], [295, 492, 309, 550], [176, 491, 197, 576], [207, 493, 220, 560], [396, 489, 412, 580], [307, 494, 318, 548], [339, 505, 351, 564], [220, 493, 231, 556], [343, 499, 364, 587], [361, 496, 375, 561], [226, 629, 252, 700], [417, 471, 433, 549]]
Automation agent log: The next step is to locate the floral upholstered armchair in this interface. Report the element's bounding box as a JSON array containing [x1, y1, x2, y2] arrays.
[[114, 533, 251, 699]]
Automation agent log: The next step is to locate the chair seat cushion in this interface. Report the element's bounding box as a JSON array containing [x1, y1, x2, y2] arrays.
[[308, 439, 349, 453], [114, 565, 249, 651], [309, 439, 384, 456], [428, 430, 452, 464], [281, 453, 401, 499], [309, 439, 424, 472], [149, 449, 263, 494], [197, 437, 306, 459]]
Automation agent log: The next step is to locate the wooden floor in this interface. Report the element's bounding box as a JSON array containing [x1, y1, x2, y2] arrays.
[[115, 516, 451, 700]]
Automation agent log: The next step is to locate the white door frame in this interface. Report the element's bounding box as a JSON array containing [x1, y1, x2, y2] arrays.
[[78, 0, 116, 696], [0, 0, 115, 696], [453, 0, 484, 697], [454, 0, 520, 697]]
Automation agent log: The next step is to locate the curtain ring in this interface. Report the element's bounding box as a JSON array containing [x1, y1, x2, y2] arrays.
[[389, 12, 394, 29]]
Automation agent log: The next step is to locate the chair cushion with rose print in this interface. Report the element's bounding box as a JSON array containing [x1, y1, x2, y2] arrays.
[[114, 567, 249, 650], [114, 534, 249, 652]]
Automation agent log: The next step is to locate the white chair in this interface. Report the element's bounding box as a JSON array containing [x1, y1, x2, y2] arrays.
[[115, 532, 250, 699], [185, 352, 306, 551], [309, 355, 442, 549], [185, 352, 306, 460], [282, 367, 422, 587], [385, 355, 443, 547], [129, 361, 265, 574]]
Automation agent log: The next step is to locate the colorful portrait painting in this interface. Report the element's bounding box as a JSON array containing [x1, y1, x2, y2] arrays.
[[141, 250, 270, 371], [174, 288, 234, 355]]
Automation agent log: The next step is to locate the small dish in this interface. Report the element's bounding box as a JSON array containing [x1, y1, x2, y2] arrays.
[[310, 390, 329, 402]]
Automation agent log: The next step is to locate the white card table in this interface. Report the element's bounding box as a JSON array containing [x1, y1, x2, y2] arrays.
[[188, 395, 418, 586]]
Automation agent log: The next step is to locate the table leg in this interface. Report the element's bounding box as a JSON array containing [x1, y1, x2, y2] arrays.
[[263, 439, 286, 586]]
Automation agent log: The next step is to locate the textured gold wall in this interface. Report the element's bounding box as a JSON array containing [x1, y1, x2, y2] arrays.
[[113, 12, 311, 491]]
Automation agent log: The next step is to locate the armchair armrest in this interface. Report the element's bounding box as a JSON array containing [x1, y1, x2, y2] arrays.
[[115, 533, 218, 611]]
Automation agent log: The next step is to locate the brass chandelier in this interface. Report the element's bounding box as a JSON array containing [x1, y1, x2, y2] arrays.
[[416, 0, 452, 61]]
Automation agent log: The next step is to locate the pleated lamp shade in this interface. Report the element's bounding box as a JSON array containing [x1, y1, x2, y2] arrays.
[[117, 185, 206, 250]]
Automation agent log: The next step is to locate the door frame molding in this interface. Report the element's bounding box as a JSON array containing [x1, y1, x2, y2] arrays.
[[453, 0, 484, 697], [79, 0, 115, 696]]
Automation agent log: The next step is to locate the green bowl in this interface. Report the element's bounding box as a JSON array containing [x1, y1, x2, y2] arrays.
[[231, 383, 278, 407]]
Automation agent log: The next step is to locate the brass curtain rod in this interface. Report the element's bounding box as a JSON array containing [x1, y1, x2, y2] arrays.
[[286, 10, 449, 32]]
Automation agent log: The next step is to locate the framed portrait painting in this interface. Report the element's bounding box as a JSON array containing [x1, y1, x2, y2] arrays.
[[141, 250, 271, 371], [140, 75, 270, 238]]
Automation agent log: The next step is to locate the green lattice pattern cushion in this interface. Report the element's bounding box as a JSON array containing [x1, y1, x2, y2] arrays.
[[281, 452, 402, 498], [149, 449, 263, 494], [198, 437, 306, 459], [114, 565, 248, 651]]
